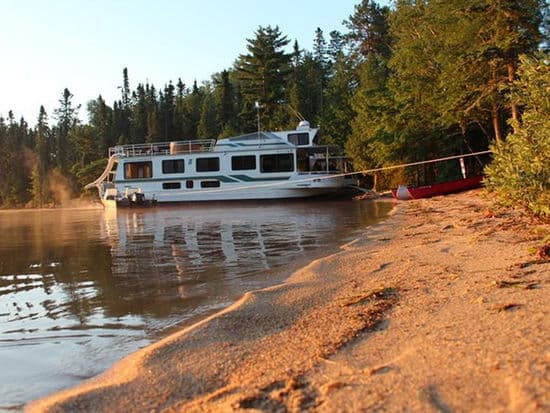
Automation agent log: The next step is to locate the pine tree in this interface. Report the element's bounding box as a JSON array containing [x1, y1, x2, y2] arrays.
[[344, 0, 392, 61], [347, 54, 395, 170], [288, 51, 324, 128], [88, 95, 114, 154], [180, 81, 203, 139], [235, 25, 292, 130], [287, 42, 305, 127], [159, 82, 176, 140], [327, 30, 345, 65], [132, 85, 148, 142], [112, 101, 126, 144], [121, 67, 131, 109], [320, 52, 355, 148], [198, 85, 218, 138], [53, 88, 79, 172], [312, 29, 328, 121], [30, 106, 52, 206], [117, 67, 132, 143], [174, 79, 188, 138], [213, 70, 237, 137], [313, 28, 329, 71], [144, 84, 160, 142]]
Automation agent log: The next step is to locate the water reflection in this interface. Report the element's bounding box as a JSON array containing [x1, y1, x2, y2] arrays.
[[0, 200, 392, 409]]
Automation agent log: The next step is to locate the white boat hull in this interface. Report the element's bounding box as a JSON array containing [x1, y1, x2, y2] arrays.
[[111, 175, 346, 204]]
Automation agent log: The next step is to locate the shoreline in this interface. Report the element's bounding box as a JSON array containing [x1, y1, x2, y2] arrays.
[[27, 189, 549, 412]]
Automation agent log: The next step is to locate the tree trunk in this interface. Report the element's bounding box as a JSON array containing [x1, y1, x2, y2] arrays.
[[372, 172, 378, 192], [492, 103, 503, 144]]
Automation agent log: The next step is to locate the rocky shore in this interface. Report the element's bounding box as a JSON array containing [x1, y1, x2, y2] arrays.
[[27, 189, 549, 412]]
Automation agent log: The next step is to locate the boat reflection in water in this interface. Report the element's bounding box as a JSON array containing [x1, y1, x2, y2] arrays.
[[101, 203, 366, 316], [0, 200, 392, 409]]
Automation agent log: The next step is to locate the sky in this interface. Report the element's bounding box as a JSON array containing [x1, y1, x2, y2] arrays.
[[0, 0, 390, 126]]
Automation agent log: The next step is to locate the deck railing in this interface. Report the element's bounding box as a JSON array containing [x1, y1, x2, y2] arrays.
[[109, 139, 216, 157]]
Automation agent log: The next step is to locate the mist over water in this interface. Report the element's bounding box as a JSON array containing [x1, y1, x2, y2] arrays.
[[0, 200, 392, 409]]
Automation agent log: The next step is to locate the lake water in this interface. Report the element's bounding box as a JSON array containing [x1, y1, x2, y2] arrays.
[[0, 199, 392, 410]]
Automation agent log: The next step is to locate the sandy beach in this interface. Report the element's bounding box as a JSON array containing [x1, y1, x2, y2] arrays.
[[27, 189, 549, 412]]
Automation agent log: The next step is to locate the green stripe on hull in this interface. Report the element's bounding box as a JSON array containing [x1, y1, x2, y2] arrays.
[[229, 175, 291, 182]]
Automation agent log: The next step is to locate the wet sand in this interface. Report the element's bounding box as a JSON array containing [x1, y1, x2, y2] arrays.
[[27, 190, 549, 412]]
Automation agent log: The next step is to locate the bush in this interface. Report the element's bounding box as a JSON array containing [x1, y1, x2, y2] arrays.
[[485, 54, 550, 219]]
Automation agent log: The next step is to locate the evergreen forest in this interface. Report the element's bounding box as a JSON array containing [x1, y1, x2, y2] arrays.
[[1, 1, 549, 217]]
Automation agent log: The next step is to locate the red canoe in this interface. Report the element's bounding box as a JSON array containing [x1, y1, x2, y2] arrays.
[[391, 176, 483, 200]]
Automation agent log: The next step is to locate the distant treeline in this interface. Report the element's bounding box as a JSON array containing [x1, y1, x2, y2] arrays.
[[1, 1, 549, 217]]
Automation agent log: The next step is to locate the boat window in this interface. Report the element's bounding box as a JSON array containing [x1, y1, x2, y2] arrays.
[[196, 157, 220, 172], [162, 182, 181, 189], [231, 155, 256, 171], [200, 180, 220, 188], [186, 180, 194, 189], [162, 159, 185, 174], [288, 132, 309, 146], [124, 161, 153, 179], [260, 154, 294, 173]]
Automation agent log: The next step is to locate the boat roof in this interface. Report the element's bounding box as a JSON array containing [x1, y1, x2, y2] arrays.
[[107, 122, 320, 158]]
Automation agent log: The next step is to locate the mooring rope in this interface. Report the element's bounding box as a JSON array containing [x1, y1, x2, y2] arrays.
[[353, 150, 492, 175], [146, 150, 492, 196]]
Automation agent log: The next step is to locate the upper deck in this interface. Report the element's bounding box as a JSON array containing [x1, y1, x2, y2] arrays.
[[109, 139, 217, 158]]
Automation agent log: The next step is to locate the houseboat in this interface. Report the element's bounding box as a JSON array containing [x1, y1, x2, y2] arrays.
[[85, 121, 355, 206]]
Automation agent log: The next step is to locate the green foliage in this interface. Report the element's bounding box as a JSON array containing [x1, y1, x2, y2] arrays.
[[347, 54, 395, 168], [485, 54, 550, 218], [346, 0, 548, 191], [73, 158, 108, 191], [319, 52, 355, 148], [70, 124, 100, 166], [425, 0, 544, 130], [288, 51, 324, 129], [29, 165, 48, 207], [0, 113, 32, 206]]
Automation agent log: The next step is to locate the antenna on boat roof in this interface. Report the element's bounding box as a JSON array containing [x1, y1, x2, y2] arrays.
[[286, 103, 306, 122]]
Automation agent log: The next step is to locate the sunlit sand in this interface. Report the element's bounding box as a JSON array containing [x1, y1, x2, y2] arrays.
[[27, 189, 549, 412]]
